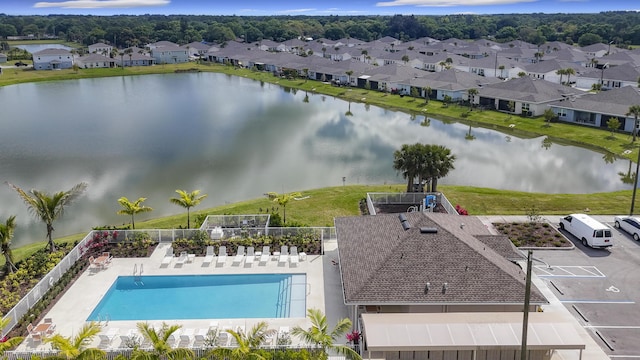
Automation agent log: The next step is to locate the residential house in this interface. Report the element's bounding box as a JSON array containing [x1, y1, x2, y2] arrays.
[[150, 45, 189, 64], [407, 69, 502, 102], [581, 42, 617, 58], [574, 63, 640, 91], [146, 40, 180, 50], [335, 211, 585, 360], [359, 63, 430, 92], [476, 76, 585, 115], [524, 59, 582, 84], [548, 86, 640, 132], [117, 50, 155, 67], [88, 42, 112, 55], [32, 48, 73, 70], [75, 53, 114, 68], [182, 42, 211, 58]]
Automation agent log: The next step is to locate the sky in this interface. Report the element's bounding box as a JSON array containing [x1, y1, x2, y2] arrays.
[[1, 0, 638, 16]]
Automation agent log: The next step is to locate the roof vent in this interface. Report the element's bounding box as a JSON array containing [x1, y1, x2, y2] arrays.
[[399, 214, 411, 231], [420, 227, 438, 234]]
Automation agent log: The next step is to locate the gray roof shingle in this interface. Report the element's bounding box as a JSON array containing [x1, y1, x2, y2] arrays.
[[335, 212, 547, 305]]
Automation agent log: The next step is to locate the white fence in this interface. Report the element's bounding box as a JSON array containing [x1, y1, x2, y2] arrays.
[[2, 226, 336, 338]]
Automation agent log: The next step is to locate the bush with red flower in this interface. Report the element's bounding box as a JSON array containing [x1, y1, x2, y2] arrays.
[[455, 204, 469, 215], [346, 330, 361, 344]]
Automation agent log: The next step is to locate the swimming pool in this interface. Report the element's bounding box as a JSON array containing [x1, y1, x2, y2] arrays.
[[87, 274, 306, 321]]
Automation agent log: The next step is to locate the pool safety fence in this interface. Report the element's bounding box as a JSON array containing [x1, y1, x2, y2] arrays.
[[366, 192, 457, 215], [1, 226, 335, 337], [5, 346, 343, 360]]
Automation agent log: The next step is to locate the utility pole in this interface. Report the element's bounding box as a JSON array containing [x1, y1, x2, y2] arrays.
[[521, 250, 533, 360], [630, 148, 640, 215]]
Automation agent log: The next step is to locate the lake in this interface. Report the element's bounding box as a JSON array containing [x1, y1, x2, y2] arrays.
[[13, 44, 72, 53], [0, 73, 631, 246]]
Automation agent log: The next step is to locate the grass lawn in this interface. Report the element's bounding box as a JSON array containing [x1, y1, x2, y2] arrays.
[[4, 184, 635, 268]]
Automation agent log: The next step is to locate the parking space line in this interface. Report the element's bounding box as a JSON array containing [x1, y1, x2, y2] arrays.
[[560, 300, 635, 304], [535, 265, 605, 278], [585, 325, 640, 329]]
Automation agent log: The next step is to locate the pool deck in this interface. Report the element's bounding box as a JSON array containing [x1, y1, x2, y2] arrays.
[[17, 239, 348, 351]]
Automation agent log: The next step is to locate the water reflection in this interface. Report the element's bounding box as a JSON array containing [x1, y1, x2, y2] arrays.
[[0, 73, 632, 246]]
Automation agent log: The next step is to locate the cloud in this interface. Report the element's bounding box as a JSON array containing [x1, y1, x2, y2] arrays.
[[34, 0, 169, 9], [376, 0, 537, 7], [278, 8, 317, 14]]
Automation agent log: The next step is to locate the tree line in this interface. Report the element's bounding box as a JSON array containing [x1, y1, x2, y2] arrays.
[[0, 12, 639, 49]]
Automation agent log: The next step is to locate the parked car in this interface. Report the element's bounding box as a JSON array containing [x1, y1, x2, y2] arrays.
[[14, 61, 28, 67], [614, 216, 640, 241]]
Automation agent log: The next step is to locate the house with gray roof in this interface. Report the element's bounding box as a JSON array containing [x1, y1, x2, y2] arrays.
[[574, 63, 640, 91], [33, 48, 73, 70], [524, 59, 582, 84], [406, 69, 501, 102], [75, 53, 114, 68], [335, 212, 585, 360], [548, 86, 640, 132], [476, 76, 585, 116], [150, 44, 188, 64], [88, 42, 112, 55]]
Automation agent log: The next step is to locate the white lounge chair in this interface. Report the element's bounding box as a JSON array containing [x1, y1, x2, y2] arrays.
[[259, 246, 270, 264], [194, 328, 209, 346], [289, 246, 299, 266], [278, 245, 289, 264], [175, 251, 188, 266], [217, 246, 227, 266], [180, 328, 194, 347], [98, 328, 119, 348], [233, 245, 245, 265], [161, 247, 174, 266], [245, 246, 255, 266], [202, 245, 215, 267], [216, 328, 230, 347]]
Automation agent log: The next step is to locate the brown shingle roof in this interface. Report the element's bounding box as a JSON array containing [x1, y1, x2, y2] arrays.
[[335, 212, 547, 305]]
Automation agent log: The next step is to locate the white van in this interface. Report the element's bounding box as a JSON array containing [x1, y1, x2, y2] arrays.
[[559, 214, 613, 248]]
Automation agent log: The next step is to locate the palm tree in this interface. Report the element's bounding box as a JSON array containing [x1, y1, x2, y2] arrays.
[[0, 316, 23, 356], [169, 189, 208, 229], [556, 68, 566, 84], [498, 65, 505, 79], [423, 86, 432, 104], [131, 322, 193, 360], [266, 191, 302, 225], [44, 321, 104, 360], [344, 70, 353, 86], [6, 182, 88, 252], [393, 143, 421, 192], [465, 125, 476, 141], [428, 144, 456, 192], [117, 197, 153, 230], [467, 88, 478, 110], [291, 308, 361, 360], [207, 321, 274, 360], [627, 105, 640, 142], [564, 68, 576, 86], [0, 215, 18, 273]]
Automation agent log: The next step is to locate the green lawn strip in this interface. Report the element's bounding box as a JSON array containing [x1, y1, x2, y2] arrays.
[[3, 184, 634, 269]]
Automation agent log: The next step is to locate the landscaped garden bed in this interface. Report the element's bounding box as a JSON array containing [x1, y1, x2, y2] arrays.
[[492, 221, 571, 248]]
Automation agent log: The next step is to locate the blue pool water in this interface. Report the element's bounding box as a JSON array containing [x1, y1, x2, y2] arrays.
[[87, 274, 306, 321]]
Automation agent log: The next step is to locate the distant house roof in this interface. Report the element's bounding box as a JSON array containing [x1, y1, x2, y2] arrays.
[[578, 62, 640, 81], [549, 85, 640, 117], [409, 68, 501, 91], [335, 212, 547, 305], [33, 48, 71, 56], [478, 76, 585, 103]]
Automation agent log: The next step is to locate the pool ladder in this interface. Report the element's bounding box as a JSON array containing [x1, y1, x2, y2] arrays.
[[133, 263, 144, 286]]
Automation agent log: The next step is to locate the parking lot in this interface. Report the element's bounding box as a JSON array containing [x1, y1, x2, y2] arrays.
[[532, 219, 640, 358]]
